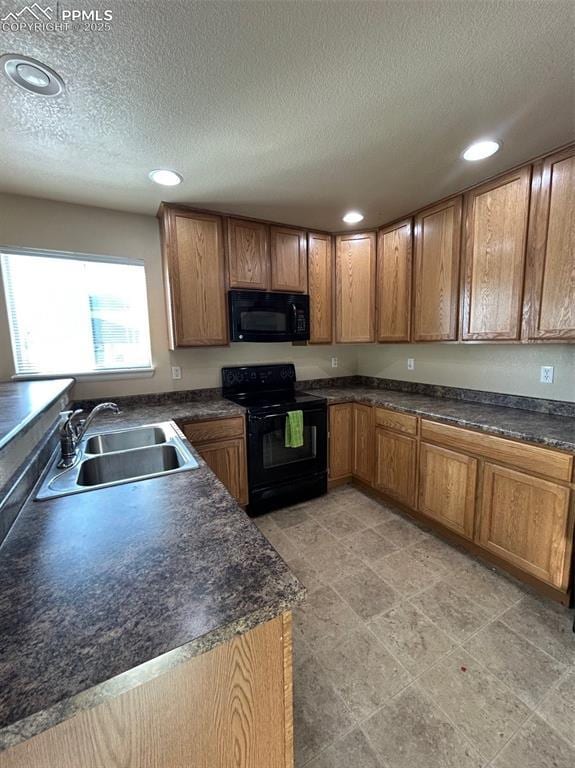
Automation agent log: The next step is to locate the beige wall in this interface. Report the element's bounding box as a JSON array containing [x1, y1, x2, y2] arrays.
[[0, 193, 573, 403], [0, 194, 355, 399], [357, 344, 575, 402]]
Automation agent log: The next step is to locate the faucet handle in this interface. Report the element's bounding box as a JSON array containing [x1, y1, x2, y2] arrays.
[[59, 409, 84, 438]]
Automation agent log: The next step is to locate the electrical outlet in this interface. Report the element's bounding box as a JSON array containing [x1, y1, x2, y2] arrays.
[[331, 357, 338, 368], [407, 358, 415, 371], [171, 365, 182, 380], [540, 365, 554, 384]]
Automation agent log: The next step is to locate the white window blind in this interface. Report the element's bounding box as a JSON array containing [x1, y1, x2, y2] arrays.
[[1, 248, 152, 376]]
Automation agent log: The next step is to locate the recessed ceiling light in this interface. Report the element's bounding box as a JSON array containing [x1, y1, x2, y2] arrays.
[[462, 140, 501, 162], [1, 54, 64, 96], [342, 211, 364, 224], [148, 169, 183, 186]]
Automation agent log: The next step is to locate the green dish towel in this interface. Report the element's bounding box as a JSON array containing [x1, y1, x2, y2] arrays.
[[285, 410, 304, 448]]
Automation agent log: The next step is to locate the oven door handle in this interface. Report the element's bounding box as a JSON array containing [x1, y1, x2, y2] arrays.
[[250, 407, 325, 421]]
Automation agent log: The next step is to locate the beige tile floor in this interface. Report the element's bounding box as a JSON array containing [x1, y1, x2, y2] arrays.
[[254, 486, 575, 768]]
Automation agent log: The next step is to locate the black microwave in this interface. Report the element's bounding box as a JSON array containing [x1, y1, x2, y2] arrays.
[[228, 290, 310, 342]]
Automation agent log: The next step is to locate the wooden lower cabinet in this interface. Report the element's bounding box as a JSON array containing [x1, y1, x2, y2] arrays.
[[196, 437, 248, 505], [374, 427, 417, 506], [183, 418, 248, 505], [478, 463, 572, 589], [329, 403, 574, 597], [329, 403, 353, 480], [2, 614, 294, 768], [352, 404, 374, 484], [418, 442, 477, 540]]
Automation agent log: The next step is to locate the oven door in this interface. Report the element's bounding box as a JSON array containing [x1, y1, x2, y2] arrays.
[[229, 290, 310, 342], [247, 406, 327, 489]]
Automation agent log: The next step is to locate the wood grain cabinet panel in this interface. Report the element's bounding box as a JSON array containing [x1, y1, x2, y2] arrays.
[[160, 209, 228, 347], [227, 218, 270, 290], [375, 407, 418, 436], [270, 226, 307, 293], [461, 167, 531, 340], [420, 419, 573, 482], [329, 403, 353, 480], [478, 463, 573, 589], [308, 232, 333, 343], [413, 197, 462, 341], [377, 219, 412, 341], [525, 147, 575, 340], [196, 437, 248, 506], [183, 416, 245, 443], [374, 427, 417, 506], [335, 232, 377, 343], [418, 442, 477, 539], [2, 615, 292, 768], [352, 403, 374, 484]]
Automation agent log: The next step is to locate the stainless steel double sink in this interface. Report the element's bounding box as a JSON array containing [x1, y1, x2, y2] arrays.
[[36, 422, 199, 500]]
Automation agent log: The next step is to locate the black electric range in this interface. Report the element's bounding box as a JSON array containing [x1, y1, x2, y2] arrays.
[[222, 364, 327, 515]]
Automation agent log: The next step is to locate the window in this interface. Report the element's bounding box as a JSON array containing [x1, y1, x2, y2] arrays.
[[1, 248, 153, 377]]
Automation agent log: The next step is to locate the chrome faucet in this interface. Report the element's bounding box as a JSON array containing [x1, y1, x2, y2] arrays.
[[58, 402, 121, 468]]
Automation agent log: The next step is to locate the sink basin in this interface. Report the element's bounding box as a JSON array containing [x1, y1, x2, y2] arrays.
[[85, 425, 167, 454], [78, 444, 182, 486], [35, 421, 199, 500]]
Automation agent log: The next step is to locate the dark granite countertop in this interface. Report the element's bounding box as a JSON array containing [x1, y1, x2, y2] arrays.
[[0, 407, 302, 750], [0, 379, 74, 451], [311, 386, 575, 453]]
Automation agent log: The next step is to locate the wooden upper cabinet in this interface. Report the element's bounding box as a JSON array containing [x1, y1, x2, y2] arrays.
[[335, 232, 377, 343], [377, 220, 412, 342], [270, 227, 307, 293], [160, 208, 228, 348], [227, 218, 270, 290], [308, 232, 333, 343], [478, 463, 572, 589], [461, 167, 531, 340], [413, 197, 462, 341], [525, 147, 575, 340]]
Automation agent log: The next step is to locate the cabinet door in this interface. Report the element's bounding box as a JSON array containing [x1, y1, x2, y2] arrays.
[[413, 197, 462, 341], [161, 209, 228, 347], [525, 147, 575, 340], [196, 437, 248, 505], [227, 218, 270, 290], [270, 227, 307, 293], [374, 428, 417, 506], [377, 219, 412, 342], [478, 463, 572, 589], [418, 443, 477, 539], [329, 403, 353, 480], [352, 403, 374, 483], [335, 232, 377, 343], [461, 167, 531, 340], [308, 232, 333, 343]]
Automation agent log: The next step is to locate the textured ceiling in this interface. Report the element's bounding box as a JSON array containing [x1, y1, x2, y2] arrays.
[[0, 0, 574, 230]]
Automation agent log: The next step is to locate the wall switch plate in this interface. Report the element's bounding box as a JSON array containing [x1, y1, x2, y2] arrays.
[[171, 366, 182, 380], [331, 357, 338, 368], [540, 365, 554, 384], [407, 358, 415, 371]]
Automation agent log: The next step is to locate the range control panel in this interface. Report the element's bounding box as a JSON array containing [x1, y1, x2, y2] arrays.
[[222, 364, 296, 395]]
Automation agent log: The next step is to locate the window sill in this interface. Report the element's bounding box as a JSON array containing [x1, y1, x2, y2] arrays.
[[12, 367, 156, 383]]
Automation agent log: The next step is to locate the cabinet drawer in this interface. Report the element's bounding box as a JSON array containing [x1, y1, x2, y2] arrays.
[[375, 408, 418, 435], [421, 420, 572, 482], [183, 416, 245, 444]]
